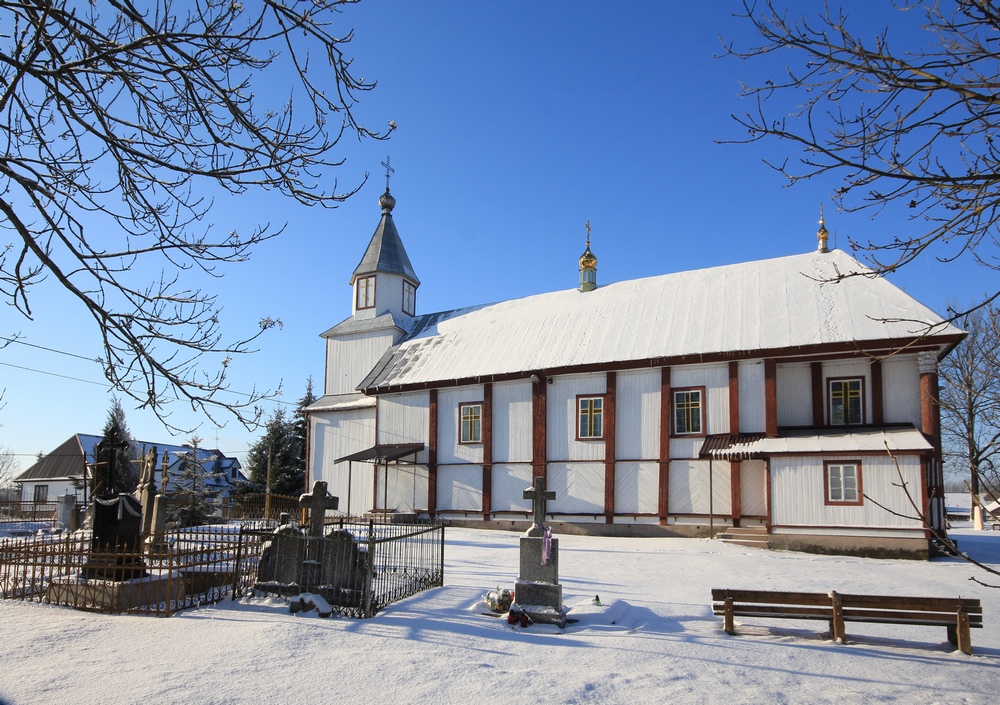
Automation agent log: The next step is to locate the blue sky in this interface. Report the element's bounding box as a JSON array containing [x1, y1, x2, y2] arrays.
[[1, 2, 989, 472]]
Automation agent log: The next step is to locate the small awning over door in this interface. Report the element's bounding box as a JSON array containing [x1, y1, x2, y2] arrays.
[[335, 443, 424, 464]]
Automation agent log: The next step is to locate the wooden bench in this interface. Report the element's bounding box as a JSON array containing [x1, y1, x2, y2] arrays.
[[711, 588, 983, 654]]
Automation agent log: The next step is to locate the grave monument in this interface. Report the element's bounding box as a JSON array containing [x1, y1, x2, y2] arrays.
[[514, 476, 568, 627]]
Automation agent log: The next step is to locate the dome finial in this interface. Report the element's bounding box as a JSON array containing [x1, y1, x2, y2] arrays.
[[579, 220, 598, 292], [379, 155, 396, 213], [817, 204, 829, 253]]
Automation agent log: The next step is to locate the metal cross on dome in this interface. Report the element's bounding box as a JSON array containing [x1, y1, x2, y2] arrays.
[[381, 155, 394, 190]]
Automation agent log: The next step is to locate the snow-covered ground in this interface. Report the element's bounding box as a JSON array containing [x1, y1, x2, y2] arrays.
[[1, 526, 997, 705]]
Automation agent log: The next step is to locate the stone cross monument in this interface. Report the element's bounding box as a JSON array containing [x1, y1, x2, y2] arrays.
[[299, 481, 340, 538], [514, 476, 567, 626]]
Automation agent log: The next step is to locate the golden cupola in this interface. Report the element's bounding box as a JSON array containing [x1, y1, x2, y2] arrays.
[[579, 220, 598, 292]]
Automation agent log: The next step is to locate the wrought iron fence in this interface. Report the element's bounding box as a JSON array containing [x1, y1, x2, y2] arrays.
[[234, 518, 445, 618], [219, 493, 301, 522], [0, 524, 240, 615]]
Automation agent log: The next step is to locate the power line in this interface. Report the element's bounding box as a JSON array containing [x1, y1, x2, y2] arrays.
[[0, 361, 110, 387], [0, 335, 97, 362]]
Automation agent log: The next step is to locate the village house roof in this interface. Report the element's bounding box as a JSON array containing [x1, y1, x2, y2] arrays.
[[358, 249, 964, 392]]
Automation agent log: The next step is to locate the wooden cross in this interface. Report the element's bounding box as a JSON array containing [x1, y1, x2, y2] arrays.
[[299, 480, 340, 537], [523, 476, 555, 527], [381, 155, 394, 190]]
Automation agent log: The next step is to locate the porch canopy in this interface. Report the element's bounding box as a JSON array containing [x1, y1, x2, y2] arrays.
[[699, 426, 932, 461], [335, 443, 424, 464]]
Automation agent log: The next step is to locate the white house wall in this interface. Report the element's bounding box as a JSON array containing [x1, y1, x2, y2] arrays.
[[740, 460, 767, 516], [671, 363, 730, 435], [492, 381, 532, 463], [547, 374, 606, 461], [325, 329, 399, 395], [615, 369, 660, 460], [668, 459, 732, 515], [491, 463, 532, 512], [548, 462, 604, 514], [770, 454, 923, 528], [437, 386, 484, 465], [738, 360, 766, 433], [378, 392, 430, 464], [376, 463, 429, 513], [614, 461, 659, 514], [437, 464, 482, 511], [882, 354, 922, 428], [776, 363, 811, 427], [310, 409, 376, 515]]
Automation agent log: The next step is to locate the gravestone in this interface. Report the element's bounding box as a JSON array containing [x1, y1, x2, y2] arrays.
[[514, 476, 567, 626], [300, 481, 340, 537], [53, 494, 78, 531], [135, 446, 159, 538]]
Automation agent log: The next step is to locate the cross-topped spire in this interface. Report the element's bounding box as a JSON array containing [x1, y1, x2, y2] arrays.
[[817, 204, 830, 254], [585, 219, 591, 248], [381, 155, 394, 191]]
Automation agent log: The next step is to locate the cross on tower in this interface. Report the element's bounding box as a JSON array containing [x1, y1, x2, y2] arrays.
[[381, 155, 394, 190], [585, 219, 591, 247], [299, 480, 340, 537], [523, 476, 555, 529]]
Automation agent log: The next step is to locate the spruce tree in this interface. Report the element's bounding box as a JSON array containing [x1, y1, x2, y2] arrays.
[[244, 407, 302, 496], [169, 436, 222, 527], [98, 397, 137, 494]]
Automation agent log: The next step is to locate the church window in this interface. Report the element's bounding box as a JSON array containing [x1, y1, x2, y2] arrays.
[[403, 280, 416, 316], [829, 378, 864, 425], [577, 396, 604, 439], [825, 461, 862, 505], [356, 276, 375, 310], [459, 403, 482, 444], [33, 485, 48, 503], [673, 388, 704, 435]]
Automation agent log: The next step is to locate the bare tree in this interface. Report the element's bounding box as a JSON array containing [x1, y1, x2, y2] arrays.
[[725, 1, 1000, 317], [0, 1, 391, 430], [940, 304, 1000, 525], [0, 446, 19, 488]]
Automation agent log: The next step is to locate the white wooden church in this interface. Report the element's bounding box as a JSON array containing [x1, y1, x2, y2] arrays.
[[305, 186, 964, 558]]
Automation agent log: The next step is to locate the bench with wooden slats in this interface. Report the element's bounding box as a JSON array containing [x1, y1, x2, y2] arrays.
[[711, 588, 983, 654]]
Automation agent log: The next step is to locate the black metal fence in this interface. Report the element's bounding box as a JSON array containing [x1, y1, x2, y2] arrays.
[[0, 518, 444, 618], [234, 519, 445, 618]]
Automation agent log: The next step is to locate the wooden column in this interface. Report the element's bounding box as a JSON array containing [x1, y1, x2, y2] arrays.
[[764, 358, 778, 437], [427, 389, 438, 517], [482, 383, 493, 521], [604, 371, 617, 524], [871, 359, 884, 426], [730, 460, 741, 528], [659, 366, 671, 524], [532, 375, 547, 481], [918, 352, 941, 461], [729, 361, 740, 436], [811, 361, 824, 427]]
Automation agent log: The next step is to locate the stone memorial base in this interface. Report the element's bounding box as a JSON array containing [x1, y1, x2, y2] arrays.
[[46, 572, 185, 611], [519, 536, 559, 584], [514, 580, 567, 627]]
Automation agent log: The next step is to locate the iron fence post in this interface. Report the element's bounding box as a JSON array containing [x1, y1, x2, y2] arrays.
[[363, 518, 375, 617]]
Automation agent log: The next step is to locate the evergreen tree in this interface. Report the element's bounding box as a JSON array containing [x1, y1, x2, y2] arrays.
[[292, 378, 317, 478], [244, 407, 302, 497], [97, 397, 137, 494], [169, 436, 222, 527]]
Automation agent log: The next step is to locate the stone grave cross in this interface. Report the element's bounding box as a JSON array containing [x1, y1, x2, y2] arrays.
[[523, 476, 555, 537], [299, 481, 340, 537]]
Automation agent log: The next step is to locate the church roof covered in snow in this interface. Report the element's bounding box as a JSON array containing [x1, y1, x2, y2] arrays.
[[359, 249, 964, 393]]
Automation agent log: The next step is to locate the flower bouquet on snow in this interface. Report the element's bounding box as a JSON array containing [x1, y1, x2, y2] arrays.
[[483, 586, 514, 613]]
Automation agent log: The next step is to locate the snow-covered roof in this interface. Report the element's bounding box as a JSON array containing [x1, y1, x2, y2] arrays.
[[700, 426, 933, 460], [360, 250, 963, 391], [306, 393, 377, 413]]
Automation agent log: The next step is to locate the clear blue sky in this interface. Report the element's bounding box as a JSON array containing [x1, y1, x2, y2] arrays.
[[1, 2, 989, 472]]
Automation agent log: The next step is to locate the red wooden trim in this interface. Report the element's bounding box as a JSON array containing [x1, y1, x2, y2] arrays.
[[659, 367, 671, 524], [729, 361, 740, 436], [670, 385, 707, 437], [827, 376, 866, 426], [765, 458, 772, 533], [482, 383, 493, 520], [823, 459, 864, 506], [604, 372, 617, 523], [575, 393, 607, 440], [428, 389, 438, 515], [730, 460, 741, 527], [920, 368, 940, 462], [764, 359, 778, 437], [532, 374, 547, 480], [871, 360, 884, 426], [811, 362, 824, 426], [457, 401, 484, 445], [360, 335, 966, 395]]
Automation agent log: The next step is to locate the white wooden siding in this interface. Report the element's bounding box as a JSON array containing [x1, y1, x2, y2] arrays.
[[376, 463, 429, 512], [770, 455, 923, 528], [548, 462, 605, 514], [378, 393, 430, 464], [492, 381, 532, 463], [437, 465, 483, 511], [738, 360, 766, 433], [615, 369, 660, 460], [823, 360, 871, 424], [614, 461, 659, 514], [547, 374, 606, 461], [671, 363, 730, 435], [491, 463, 532, 512], [325, 330, 398, 395], [776, 363, 811, 426], [437, 386, 484, 465], [668, 459, 732, 515], [669, 437, 702, 460], [740, 459, 767, 516], [882, 354, 921, 428]]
